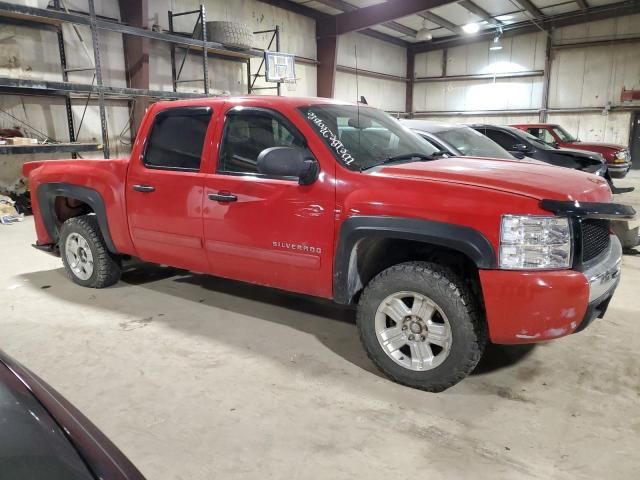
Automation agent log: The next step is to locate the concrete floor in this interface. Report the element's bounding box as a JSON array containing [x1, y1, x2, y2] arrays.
[[1, 171, 640, 480]]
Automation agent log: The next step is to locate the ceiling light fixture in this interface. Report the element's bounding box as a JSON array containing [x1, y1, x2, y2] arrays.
[[416, 19, 433, 42], [489, 26, 503, 51], [462, 23, 479, 34]]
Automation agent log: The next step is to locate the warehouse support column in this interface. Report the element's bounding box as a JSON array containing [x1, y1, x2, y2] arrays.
[[118, 0, 149, 139], [317, 35, 338, 98], [406, 49, 415, 117]]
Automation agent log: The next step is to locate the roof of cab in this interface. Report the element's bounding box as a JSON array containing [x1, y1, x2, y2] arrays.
[[511, 123, 557, 128], [400, 119, 469, 133], [152, 95, 356, 111]]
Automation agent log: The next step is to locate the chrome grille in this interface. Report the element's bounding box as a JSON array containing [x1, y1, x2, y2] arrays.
[[581, 219, 610, 263]]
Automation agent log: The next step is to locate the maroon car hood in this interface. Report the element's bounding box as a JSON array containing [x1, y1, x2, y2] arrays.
[[568, 141, 624, 151]]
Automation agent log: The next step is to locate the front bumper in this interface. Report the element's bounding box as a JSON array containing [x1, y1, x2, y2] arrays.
[[574, 235, 622, 331], [480, 236, 622, 344], [608, 162, 631, 178]]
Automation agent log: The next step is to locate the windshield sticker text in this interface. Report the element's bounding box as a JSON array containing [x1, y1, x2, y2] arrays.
[[307, 111, 355, 165]]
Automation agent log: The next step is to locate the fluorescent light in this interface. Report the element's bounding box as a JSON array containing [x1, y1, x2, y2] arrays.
[[462, 23, 479, 34]]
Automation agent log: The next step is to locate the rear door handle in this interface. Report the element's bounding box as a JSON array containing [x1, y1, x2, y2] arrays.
[[208, 192, 237, 203], [132, 184, 155, 193]]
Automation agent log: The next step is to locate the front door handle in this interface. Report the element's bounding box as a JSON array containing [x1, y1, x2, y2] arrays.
[[132, 184, 155, 193], [208, 192, 237, 203]]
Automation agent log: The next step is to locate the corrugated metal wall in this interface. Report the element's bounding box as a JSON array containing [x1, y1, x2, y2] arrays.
[[412, 14, 640, 145], [333, 32, 407, 112], [413, 32, 546, 113]]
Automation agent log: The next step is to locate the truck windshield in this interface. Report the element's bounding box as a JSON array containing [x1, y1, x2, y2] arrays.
[[436, 127, 514, 160], [551, 125, 577, 142], [298, 105, 438, 171]]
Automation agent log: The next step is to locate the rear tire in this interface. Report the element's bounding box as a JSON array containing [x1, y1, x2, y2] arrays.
[[60, 215, 121, 288], [357, 261, 486, 392]]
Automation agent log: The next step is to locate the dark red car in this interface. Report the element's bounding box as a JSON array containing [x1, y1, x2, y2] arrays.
[[511, 123, 632, 178], [0, 350, 145, 480]]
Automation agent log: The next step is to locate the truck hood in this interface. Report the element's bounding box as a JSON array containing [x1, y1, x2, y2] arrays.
[[375, 157, 611, 202], [570, 141, 625, 152], [553, 147, 604, 163]]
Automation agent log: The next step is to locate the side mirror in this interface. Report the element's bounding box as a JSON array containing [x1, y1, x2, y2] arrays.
[[512, 152, 526, 159], [257, 146, 319, 186], [511, 143, 530, 152]]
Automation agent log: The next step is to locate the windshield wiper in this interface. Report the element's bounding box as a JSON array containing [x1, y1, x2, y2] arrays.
[[360, 151, 448, 171]]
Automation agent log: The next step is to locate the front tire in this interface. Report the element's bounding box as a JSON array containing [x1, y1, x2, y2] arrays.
[[60, 215, 121, 288], [357, 262, 486, 392]]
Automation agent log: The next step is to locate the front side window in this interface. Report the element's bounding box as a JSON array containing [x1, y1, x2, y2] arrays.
[[299, 105, 437, 171], [416, 133, 445, 152], [436, 127, 514, 159], [144, 107, 212, 171], [218, 109, 307, 175]]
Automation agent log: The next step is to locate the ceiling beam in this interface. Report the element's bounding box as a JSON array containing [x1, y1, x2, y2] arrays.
[[254, 0, 329, 21], [254, 0, 407, 46], [514, 0, 544, 18], [409, 0, 640, 53], [418, 11, 461, 34], [360, 28, 409, 46], [457, 0, 503, 27], [313, 0, 417, 38], [575, 0, 589, 10], [319, 0, 459, 37]]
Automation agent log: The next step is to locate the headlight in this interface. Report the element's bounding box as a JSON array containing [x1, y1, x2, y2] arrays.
[[614, 150, 628, 162], [499, 215, 572, 269]]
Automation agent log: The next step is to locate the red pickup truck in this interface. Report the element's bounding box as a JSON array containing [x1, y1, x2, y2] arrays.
[[24, 96, 635, 392], [511, 123, 632, 178]]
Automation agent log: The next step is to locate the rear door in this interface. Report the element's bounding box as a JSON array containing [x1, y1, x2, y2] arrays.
[[126, 106, 214, 272]]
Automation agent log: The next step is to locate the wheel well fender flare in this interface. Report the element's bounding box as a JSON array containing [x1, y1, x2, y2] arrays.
[[333, 216, 496, 304], [37, 182, 117, 253]]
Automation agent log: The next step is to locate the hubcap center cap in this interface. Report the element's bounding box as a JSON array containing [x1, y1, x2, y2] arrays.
[[409, 321, 422, 334], [78, 248, 87, 262]]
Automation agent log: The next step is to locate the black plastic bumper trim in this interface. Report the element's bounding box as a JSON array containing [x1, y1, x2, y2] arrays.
[[573, 282, 618, 334], [540, 199, 636, 220], [32, 243, 59, 256]]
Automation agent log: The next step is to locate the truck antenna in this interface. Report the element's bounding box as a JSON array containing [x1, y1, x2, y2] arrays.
[[355, 44, 361, 159]]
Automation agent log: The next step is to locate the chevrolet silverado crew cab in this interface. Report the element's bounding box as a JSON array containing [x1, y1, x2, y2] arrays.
[[24, 96, 636, 392]]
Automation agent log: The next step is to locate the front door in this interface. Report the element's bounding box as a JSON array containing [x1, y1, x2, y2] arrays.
[[202, 106, 335, 298], [126, 106, 213, 272]]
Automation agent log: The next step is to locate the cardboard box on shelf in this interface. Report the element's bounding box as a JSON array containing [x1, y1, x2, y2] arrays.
[[8, 137, 38, 145]]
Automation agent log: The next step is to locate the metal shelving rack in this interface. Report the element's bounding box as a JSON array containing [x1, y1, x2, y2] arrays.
[[0, 0, 287, 159], [168, 6, 210, 95], [166, 8, 284, 97]]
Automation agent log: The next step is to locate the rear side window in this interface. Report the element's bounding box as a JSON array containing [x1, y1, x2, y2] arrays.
[[482, 129, 518, 149], [144, 107, 212, 171]]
